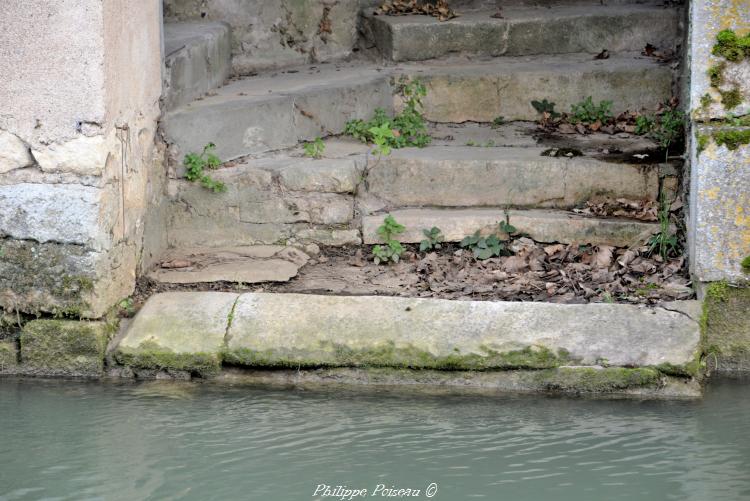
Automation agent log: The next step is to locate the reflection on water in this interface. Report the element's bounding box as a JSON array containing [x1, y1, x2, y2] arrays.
[[1, 377, 749, 501]]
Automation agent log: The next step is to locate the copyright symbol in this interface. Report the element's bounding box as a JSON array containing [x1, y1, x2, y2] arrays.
[[426, 483, 438, 498]]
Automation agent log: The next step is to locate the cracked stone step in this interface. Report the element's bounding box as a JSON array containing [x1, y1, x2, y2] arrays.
[[163, 52, 671, 162], [362, 208, 661, 247], [363, 4, 680, 62], [163, 21, 232, 110], [148, 245, 311, 285], [362, 146, 660, 211], [396, 53, 674, 122], [162, 65, 392, 162], [114, 292, 701, 384]]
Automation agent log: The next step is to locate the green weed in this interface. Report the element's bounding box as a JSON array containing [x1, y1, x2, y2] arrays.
[[303, 137, 325, 159], [183, 143, 226, 193], [569, 97, 613, 124], [373, 215, 406, 264], [419, 227, 444, 252]]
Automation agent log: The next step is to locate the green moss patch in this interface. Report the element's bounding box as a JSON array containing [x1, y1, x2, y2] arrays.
[[0, 340, 18, 372], [703, 283, 750, 372], [115, 341, 221, 377], [534, 367, 662, 393], [741, 256, 750, 273], [713, 129, 750, 150], [20, 320, 109, 377], [712, 29, 750, 62], [223, 342, 573, 371]]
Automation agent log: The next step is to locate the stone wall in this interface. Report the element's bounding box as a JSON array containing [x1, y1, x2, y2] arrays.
[[163, 0, 362, 75], [0, 0, 164, 318]]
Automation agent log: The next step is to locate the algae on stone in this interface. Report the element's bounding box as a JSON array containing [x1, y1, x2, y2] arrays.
[[0, 339, 18, 372], [534, 367, 662, 393], [702, 283, 750, 372], [20, 319, 109, 376]]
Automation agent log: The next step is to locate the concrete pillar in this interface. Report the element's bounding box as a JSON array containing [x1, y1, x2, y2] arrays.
[[0, 0, 163, 317]]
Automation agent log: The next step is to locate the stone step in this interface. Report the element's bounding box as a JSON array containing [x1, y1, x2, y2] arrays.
[[162, 65, 392, 162], [163, 53, 672, 162], [362, 146, 660, 212], [398, 53, 673, 123], [364, 4, 680, 62], [163, 21, 232, 110], [362, 208, 661, 247], [113, 292, 702, 393]]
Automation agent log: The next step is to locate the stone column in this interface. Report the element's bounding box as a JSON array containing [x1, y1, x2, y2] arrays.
[[0, 0, 163, 318], [687, 0, 750, 372]]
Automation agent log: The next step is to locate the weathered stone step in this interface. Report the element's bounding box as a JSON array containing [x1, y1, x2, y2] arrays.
[[163, 21, 232, 110], [362, 146, 660, 212], [397, 53, 673, 122], [364, 4, 680, 62], [113, 292, 702, 391], [162, 65, 392, 162], [362, 208, 661, 247], [163, 53, 671, 162]]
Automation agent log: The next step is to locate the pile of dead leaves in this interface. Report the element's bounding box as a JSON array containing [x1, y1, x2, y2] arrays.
[[572, 197, 659, 222], [375, 0, 458, 21], [410, 238, 692, 303]]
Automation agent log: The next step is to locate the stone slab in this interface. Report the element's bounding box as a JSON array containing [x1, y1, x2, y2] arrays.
[[689, 125, 750, 282], [216, 366, 701, 399], [148, 246, 309, 284], [163, 66, 392, 161], [0, 130, 32, 174], [365, 5, 679, 62], [364, 146, 659, 210], [363, 208, 660, 247], [163, 21, 232, 110], [114, 292, 238, 376], [20, 320, 109, 377], [703, 283, 750, 374], [395, 53, 674, 122], [225, 293, 701, 371]]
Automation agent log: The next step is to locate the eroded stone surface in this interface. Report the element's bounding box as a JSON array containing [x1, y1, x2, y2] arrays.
[[148, 246, 309, 284], [704, 283, 750, 374], [225, 293, 701, 370], [0, 130, 32, 174], [114, 292, 238, 376], [363, 208, 660, 247]]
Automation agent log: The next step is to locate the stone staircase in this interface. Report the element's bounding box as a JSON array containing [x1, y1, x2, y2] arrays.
[[127, 2, 703, 394]]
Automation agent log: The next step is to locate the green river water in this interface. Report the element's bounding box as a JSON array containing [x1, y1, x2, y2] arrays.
[[1, 377, 748, 501]]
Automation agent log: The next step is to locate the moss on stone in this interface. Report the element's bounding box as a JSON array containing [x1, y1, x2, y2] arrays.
[[223, 342, 573, 371], [741, 256, 750, 272], [712, 129, 750, 150], [115, 340, 220, 377], [0, 239, 97, 316], [0, 340, 18, 371], [712, 29, 750, 62], [20, 319, 109, 377], [696, 133, 710, 155], [707, 63, 726, 87], [703, 283, 750, 372], [700, 93, 713, 109], [534, 367, 662, 393], [719, 88, 743, 109]]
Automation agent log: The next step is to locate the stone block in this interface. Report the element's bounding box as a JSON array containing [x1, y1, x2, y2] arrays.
[[224, 293, 701, 371], [689, 126, 750, 282], [113, 292, 238, 376], [363, 208, 660, 247], [270, 158, 362, 193], [20, 320, 109, 377], [703, 282, 750, 374], [0, 130, 32, 174], [363, 147, 659, 209], [163, 21, 232, 110]]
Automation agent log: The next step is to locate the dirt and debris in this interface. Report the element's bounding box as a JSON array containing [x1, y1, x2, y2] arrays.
[[572, 197, 659, 222], [135, 239, 693, 308], [375, 0, 458, 21]]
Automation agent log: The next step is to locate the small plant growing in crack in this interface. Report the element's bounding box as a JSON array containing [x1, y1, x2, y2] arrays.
[[491, 116, 505, 128], [183, 143, 226, 193], [647, 191, 679, 260], [373, 214, 405, 264], [569, 96, 614, 124], [420, 227, 444, 252], [303, 137, 325, 159], [460, 232, 506, 260]]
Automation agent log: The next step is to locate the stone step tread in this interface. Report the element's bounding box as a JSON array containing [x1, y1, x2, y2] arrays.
[[363, 208, 662, 247], [365, 4, 680, 61], [163, 54, 671, 159], [114, 292, 702, 376], [147, 245, 311, 285], [163, 21, 232, 110]]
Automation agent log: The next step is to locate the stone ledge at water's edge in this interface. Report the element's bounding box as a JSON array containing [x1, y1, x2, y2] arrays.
[[97, 292, 705, 397]]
